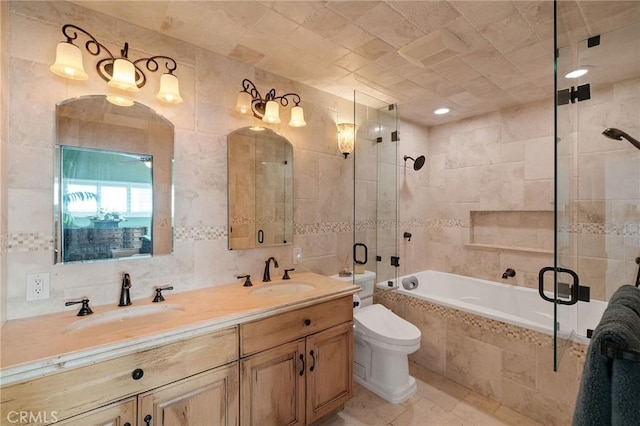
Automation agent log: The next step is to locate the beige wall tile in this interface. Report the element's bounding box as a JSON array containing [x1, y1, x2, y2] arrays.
[[445, 330, 503, 401]]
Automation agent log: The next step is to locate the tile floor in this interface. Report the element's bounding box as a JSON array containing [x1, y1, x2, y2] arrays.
[[317, 362, 544, 426]]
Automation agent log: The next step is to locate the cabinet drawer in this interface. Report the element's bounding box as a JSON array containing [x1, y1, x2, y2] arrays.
[[241, 296, 352, 356], [0, 327, 238, 425]]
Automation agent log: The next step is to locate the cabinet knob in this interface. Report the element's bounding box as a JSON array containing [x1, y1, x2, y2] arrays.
[[144, 414, 152, 425], [304, 319, 311, 326], [132, 368, 144, 380], [124, 423, 131, 426]]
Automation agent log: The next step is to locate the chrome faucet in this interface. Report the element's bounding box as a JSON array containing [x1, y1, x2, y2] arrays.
[[118, 272, 132, 306], [263, 257, 279, 282]]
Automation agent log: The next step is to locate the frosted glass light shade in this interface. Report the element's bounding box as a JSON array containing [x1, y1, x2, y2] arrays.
[[262, 100, 281, 123], [50, 42, 88, 80], [236, 91, 252, 114], [288, 105, 306, 127], [156, 73, 183, 104], [337, 123, 358, 158], [106, 87, 134, 107], [107, 58, 139, 92]]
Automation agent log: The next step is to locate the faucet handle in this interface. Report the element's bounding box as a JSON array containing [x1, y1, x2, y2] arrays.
[[65, 298, 93, 316], [283, 268, 295, 280], [152, 286, 174, 303], [237, 274, 252, 287]]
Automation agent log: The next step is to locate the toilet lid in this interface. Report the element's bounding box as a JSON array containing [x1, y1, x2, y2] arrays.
[[354, 304, 421, 346]]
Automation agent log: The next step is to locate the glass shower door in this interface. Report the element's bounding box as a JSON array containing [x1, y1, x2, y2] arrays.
[[353, 91, 398, 286], [552, 1, 640, 370], [552, 0, 580, 370]]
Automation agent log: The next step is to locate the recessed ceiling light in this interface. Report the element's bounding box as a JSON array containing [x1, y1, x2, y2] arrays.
[[434, 108, 450, 115], [565, 68, 590, 79]]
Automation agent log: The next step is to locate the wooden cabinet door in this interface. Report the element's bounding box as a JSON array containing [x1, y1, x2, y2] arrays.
[[240, 339, 306, 426], [138, 362, 238, 426], [305, 322, 353, 424], [54, 397, 136, 426]]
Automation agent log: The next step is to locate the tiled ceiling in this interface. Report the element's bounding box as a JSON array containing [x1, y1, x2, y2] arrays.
[[74, 1, 640, 127]]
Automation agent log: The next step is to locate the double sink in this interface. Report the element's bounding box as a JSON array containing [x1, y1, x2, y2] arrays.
[[63, 281, 315, 336]]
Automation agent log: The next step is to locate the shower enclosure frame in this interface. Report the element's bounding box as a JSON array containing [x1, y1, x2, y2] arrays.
[[351, 91, 400, 289]]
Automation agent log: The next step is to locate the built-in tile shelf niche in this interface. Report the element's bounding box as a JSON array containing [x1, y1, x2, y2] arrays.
[[467, 210, 554, 254]]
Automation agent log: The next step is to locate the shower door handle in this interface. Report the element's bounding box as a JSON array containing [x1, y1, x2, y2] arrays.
[[354, 243, 368, 264], [538, 266, 580, 305]]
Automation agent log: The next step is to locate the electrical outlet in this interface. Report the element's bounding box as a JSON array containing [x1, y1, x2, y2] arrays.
[[27, 272, 50, 301], [293, 248, 302, 265]]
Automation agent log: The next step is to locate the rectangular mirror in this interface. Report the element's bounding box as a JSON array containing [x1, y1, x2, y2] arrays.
[[228, 127, 293, 249], [55, 95, 174, 263]]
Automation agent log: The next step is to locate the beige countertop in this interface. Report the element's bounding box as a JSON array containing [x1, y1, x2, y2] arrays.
[[0, 272, 359, 386]]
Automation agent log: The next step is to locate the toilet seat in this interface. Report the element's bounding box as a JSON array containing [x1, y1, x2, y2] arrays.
[[354, 304, 421, 347]]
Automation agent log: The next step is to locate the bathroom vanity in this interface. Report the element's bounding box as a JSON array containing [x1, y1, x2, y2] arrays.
[[0, 273, 358, 426]]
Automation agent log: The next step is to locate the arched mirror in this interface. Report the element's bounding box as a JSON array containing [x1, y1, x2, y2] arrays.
[[54, 95, 174, 263], [228, 127, 293, 249]]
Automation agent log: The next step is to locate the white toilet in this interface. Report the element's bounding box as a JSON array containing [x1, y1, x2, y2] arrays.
[[330, 271, 421, 403]]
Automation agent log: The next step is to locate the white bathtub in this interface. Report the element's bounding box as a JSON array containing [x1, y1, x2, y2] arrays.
[[381, 270, 606, 344]]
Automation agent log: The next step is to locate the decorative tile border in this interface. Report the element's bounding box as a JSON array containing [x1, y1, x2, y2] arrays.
[[174, 226, 226, 241], [230, 215, 292, 225], [377, 290, 558, 349], [8, 219, 633, 252], [0, 233, 7, 254], [295, 221, 353, 235], [560, 222, 639, 236], [378, 290, 589, 360], [6, 232, 53, 253]]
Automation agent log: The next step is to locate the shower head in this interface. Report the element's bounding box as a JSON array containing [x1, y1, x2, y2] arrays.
[[403, 155, 425, 171], [602, 128, 640, 150]]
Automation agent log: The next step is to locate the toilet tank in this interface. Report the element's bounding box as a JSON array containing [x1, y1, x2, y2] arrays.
[[329, 270, 376, 307]]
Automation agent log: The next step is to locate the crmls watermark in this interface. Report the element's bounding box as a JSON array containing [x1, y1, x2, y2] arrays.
[[6, 411, 59, 424]]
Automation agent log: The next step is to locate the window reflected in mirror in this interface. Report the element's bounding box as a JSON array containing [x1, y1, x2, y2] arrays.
[[61, 147, 153, 261], [55, 95, 174, 264]]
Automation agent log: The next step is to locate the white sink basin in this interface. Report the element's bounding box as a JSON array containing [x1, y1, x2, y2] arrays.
[[250, 282, 315, 297], [63, 304, 185, 335]]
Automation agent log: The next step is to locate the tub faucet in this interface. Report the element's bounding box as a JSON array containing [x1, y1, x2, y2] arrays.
[[502, 268, 516, 279], [263, 257, 279, 282], [118, 272, 132, 306]]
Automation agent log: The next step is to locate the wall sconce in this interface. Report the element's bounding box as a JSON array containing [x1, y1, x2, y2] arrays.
[[236, 78, 306, 127], [50, 24, 183, 106], [337, 123, 358, 158]]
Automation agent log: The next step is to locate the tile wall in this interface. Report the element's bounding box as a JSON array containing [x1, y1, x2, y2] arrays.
[[1, 0, 8, 325], [397, 79, 639, 300], [2, 1, 369, 319], [397, 99, 556, 288], [3, 1, 637, 322], [378, 291, 586, 426]]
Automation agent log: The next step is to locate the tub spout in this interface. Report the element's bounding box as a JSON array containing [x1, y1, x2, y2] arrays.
[[502, 268, 516, 279]]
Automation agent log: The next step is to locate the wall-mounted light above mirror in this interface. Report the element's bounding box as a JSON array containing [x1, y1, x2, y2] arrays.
[[50, 24, 183, 106], [54, 95, 174, 263], [235, 79, 306, 127]]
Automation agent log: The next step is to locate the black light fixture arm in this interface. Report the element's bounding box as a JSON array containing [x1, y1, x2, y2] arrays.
[[265, 89, 302, 107], [59, 24, 178, 89], [134, 55, 178, 75], [61, 24, 116, 62], [240, 78, 302, 119], [242, 78, 263, 100]]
